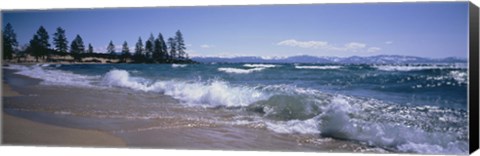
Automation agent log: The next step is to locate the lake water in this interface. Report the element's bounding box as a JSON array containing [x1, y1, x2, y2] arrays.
[[4, 63, 469, 154]]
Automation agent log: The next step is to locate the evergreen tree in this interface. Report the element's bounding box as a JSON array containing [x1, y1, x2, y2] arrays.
[[87, 43, 94, 53], [148, 33, 155, 48], [2, 23, 18, 60], [145, 34, 155, 60], [167, 37, 177, 60], [121, 41, 131, 62], [107, 41, 115, 55], [145, 40, 153, 60], [53, 27, 68, 53], [175, 30, 186, 60], [29, 26, 50, 62], [153, 33, 167, 62], [160, 34, 168, 61], [134, 37, 144, 62], [70, 35, 85, 61], [153, 39, 162, 62]]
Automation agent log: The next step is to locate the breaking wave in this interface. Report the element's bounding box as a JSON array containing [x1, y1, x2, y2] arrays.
[[373, 64, 463, 71], [218, 67, 266, 74], [4, 65, 468, 154], [449, 71, 468, 84], [101, 69, 269, 107], [172, 64, 187, 68], [243, 64, 278, 68], [4, 64, 97, 87], [295, 65, 342, 69]]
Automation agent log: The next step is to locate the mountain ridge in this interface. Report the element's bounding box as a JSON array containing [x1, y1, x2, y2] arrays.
[[191, 55, 467, 64]]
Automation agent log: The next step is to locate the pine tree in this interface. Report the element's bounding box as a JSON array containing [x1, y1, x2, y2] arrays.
[[53, 27, 68, 53], [145, 34, 155, 60], [145, 40, 153, 60], [134, 37, 144, 62], [153, 33, 167, 62], [153, 39, 161, 62], [70, 35, 85, 61], [167, 37, 177, 61], [148, 33, 155, 48], [87, 43, 94, 53], [107, 41, 115, 55], [160, 35, 168, 61], [29, 26, 50, 62], [121, 41, 131, 62], [2, 23, 18, 60], [175, 30, 186, 60]]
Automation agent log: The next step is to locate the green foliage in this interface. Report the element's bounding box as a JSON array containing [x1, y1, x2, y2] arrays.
[[87, 43, 94, 53], [6, 24, 195, 64], [152, 33, 168, 63], [134, 37, 145, 63], [107, 41, 115, 55], [121, 41, 131, 62], [70, 35, 85, 61], [167, 37, 177, 60], [28, 26, 50, 61], [2, 23, 18, 60], [53, 27, 68, 53], [145, 33, 155, 60], [175, 30, 186, 60]]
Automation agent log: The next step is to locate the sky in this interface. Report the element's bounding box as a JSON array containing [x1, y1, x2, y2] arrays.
[[2, 2, 469, 58]]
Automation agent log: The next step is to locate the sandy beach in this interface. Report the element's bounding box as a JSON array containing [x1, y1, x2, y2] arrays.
[[2, 80, 126, 147], [1, 67, 383, 152], [2, 113, 126, 147]]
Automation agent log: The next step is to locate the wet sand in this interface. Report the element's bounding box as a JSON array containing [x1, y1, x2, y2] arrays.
[[2, 113, 125, 147], [2, 67, 383, 153], [2, 81, 20, 97], [2, 80, 126, 147]]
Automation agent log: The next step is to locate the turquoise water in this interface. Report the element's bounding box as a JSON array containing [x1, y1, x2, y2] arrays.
[[5, 63, 469, 154]]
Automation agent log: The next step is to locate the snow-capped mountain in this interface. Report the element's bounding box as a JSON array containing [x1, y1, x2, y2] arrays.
[[192, 55, 467, 64]]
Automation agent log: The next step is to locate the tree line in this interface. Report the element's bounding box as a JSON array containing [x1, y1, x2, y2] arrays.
[[2, 23, 194, 63]]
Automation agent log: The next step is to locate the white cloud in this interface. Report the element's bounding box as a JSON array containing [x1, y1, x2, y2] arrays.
[[385, 41, 393, 44], [277, 39, 379, 53], [277, 39, 328, 49], [344, 42, 367, 51], [367, 47, 382, 53], [200, 44, 214, 49]]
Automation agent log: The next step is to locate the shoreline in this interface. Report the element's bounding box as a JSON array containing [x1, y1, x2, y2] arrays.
[[2, 79, 126, 147], [2, 113, 126, 147], [1, 65, 386, 153]]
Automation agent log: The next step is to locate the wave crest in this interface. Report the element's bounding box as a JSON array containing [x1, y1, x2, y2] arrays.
[[172, 64, 187, 68], [373, 65, 463, 71], [5, 64, 96, 86], [218, 67, 266, 74], [101, 69, 269, 107], [243, 64, 278, 68], [295, 65, 342, 69]]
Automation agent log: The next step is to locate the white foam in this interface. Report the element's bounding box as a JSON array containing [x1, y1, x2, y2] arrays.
[[172, 64, 187, 68], [265, 118, 320, 134], [39, 63, 51, 67], [397, 141, 467, 154], [243, 64, 278, 68], [218, 67, 266, 74], [5, 64, 97, 87], [102, 70, 151, 90], [315, 95, 468, 154], [101, 69, 269, 107], [373, 65, 459, 71], [449, 71, 467, 84], [294, 65, 342, 70]]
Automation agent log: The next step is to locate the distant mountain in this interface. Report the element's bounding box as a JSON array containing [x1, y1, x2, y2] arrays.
[[191, 55, 467, 64]]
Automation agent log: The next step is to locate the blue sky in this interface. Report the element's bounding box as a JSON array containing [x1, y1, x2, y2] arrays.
[[2, 2, 469, 58]]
